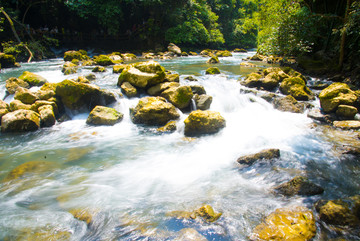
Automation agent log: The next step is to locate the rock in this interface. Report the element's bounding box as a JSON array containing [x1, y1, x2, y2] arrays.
[[86, 106, 123, 126], [92, 66, 106, 72], [194, 205, 222, 222], [71, 59, 80, 65], [237, 148, 280, 165], [118, 61, 166, 88], [39, 105, 56, 127], [14, 87, 38, 104], [36, 88, 56, 100], [18, 71, 47, 87], [240, 62, 257, 67], [130, 97, 180, 126], [113, 64, 127, 74], [168, 43, 182, 55], [200, 49, 212, 57], [69, 208, 97, 225], [0, 100, 9, 123], [280, 77, 314, 101], [194, 94, 212, 110], [174, 228, 207, 241], [333, 120, 360, 130], [93, 55, 114, 66], [32, 100, 59, 117], [13, 228, 71, 241], [161, 85, 194, 109], [216, 50, 232, 57], [121, 82, 138, 97], [72, 76, 90, 84], [205, 67, 220, 75], [5, 77, 30, 94], [3, 160, 55, 182], [207, 56, 220, 64], [181, 52, 189, 56], [273, 176, 324, 196], [0, 53, 16, 68], [307, 108, 331, 123], [184, 110, 226, 136], [85, 73, 96, 81], [241, 73, 263, 88], [147, 82, 180, 96], [319, 83, 358, 113], [315, 199, 359, 226], [121, 53, 137, 61], [108, 53, 124, 64], [261, 72, 281, 91], [335, 105, 358, 119], [9, 100, 32, 111], [64, 50, 87, 61], [189, 51, 198, 56], [164, 73, 180, 83], [273, 95, 305, 113], [1, 109, 40, 132], [82, 59, 96, 66], [157, 121, 177, 133], [233, 48, 247, 52], [251, 206, 316, 241], [191, 85, 206, 95], [184, 76, 198, 82]]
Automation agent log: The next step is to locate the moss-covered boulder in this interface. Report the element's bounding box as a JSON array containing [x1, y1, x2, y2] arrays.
[[273, 95, 306, 113], [9, 100, 32, 111], [0, 100, 9, 123], [273, 176, 324, 197], [161, 85, 194, 109], [319, 83, 358, 113], [184, 76, 198, 82], [251, 206, 316, 241], [130, 97, 180, 126], [32, 100, 59, 117], [5, 77, 30, 94], [168, 43, 182, 55], [93, 55, 114, 66], [333, 120, 360, 130], [157, 120, 177, 133], [113, 64, 127, 74], [189, 51, 198, 56], [108, 53, 124, 64], [0, 53, 16, 68], [92, 66, 106, 72], [205, 67, 220, 75], [1, 109, 40, 132], [18, 71, 47, 87], [86, 106, 123, 126], [233, 48, 247, 53], [14, 87, 38, 104], [184, 110, 226, 136], [191, 85, 206, 95], [38, 105, 56, 127], [242, 73, 263, 88], [147, 82, 180, 96], [237, 148, 280, 166], [121, 53, 137, 61], [118, 61, 166, 88], [168, 204, 222, 223], [64, 50, 88, 61], [194, 94, 212, 110], [335, 105, 358, 119], [240, 62, 257, 68], [164, 73, 180, 83], [216, 50, 232, 57], [120, 82, 138, 98], [280, 77, 314, 101], [207, 56, 220, 64]]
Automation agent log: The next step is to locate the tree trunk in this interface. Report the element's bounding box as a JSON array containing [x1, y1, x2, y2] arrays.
[[1, 8, 33, 63], [338, 0, 351, 69]]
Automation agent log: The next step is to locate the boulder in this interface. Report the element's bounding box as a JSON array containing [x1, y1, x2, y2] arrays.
[[157, 121, 177, 133], [184, 76, 198, 82], [205, 67, 220, 75], [184, 110, 226, 136], [280, 77, 314, 101], [0, 53, 17, 69], [191, 85, 206, 95], [164, 73, 180, 83], [1, 109, 40, 132], [72, 76, 90, 84], [194, 94, 212, 110], [189, 51, 198, 56], [181, 52, 189, 56], [147, 82, 180, 96], [260, 72, 281, 90], [207, 56, 220, 64], [168, 43, 181, 55], [307, 108, 331, 123], [194, 205, 222, 222], [251, 206, 316, 241], [63, 50, 87, 61], [333, 120, 360, 130], [9, 100, 32, 111], [121, 53, 137, 61], [93, 55, 114, 66], [85, 73, 96, 81], [273, 176, 324, 196], [237, 148, 280, 166], [216, 50, 232, 57], [14, 87, 38, 104], [92, 66, 106, 72], [5, 77, 30, 94], [82, 60, 96, 66], [234, 48, 247, 53], [32, 100, 59, 117], [319, 83, 358, 113], [336, 105, 358, 119], [18, 71, 47, 87], [120, 82, 138, 98], [200, 49, 212, 57], [241, 73, 263, 88], [86, 106, 123, 126], [113, 64, 127, 74], [273, 95, 305, 113], [3, 160, 55, 182], [161, 85, 194, 109], [130, 97, 180, 126], [108, 54, 123, 64], [37, 88, 56, 100], [0, 100, 9, 123], [118, 61, 166, 88], [39, 105, 56, 127]]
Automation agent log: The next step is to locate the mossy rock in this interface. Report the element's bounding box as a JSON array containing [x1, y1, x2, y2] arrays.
[[194, 94, 212, 110], [69, 208, 98, 225], [9, 100, 32, 111], [319, 83, 358, 113], [121, 53, 137, 61], [189, 51, 198, 56], [0, 100, 9, 123], [194, 205, 222, 222], [280, 77, 314, 101], [94, 55, 114, 66], [251, 206, 316, 241], [233, 48, 247, 53], [39, 105, 56, 127], [157, 121, 177, 133], [82, 59, 96, 66], [108, 54, 124, 64], [118, 61, 166, 88], [205, 67, 220, 75], [147, 82, 180, 96], [164, 73, 180, 83], [161, 85, 194, 109], [336, 105, 358, 119], [32, 100, 59, 117], [64, 50, 88, 61], [184, 110, 226, 136], [92, 66, 106, 72], [71, 59, 80, 65], [36, 88, 56, 100], [207, 56, 220, 64], [273, 95, 305, 113], [315, 199, 359, 226], [216, 50, 232, 57], [3, 160, 53, 182], [241, 72, 263, 88], [1, 109, 40, 132], [14, 87, 38, 104], [261, 72, 281, 90], [168, 43, 182, 55], [191, 85, 206, 95], [5, 77, 30, 94], [18, 71, 47, 87], [113, 64, 127, 74], [130, 96, 180, 126], [184, 76, 198, 82], [333, 120, 360, 130], [237, 148, 280, 166], [0, 53, 16, 68], [273, 176, 324, 196], [181, 52, 189, 56], [120, 82, 138, 98]]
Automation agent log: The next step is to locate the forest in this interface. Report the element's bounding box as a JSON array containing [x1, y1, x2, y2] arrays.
[[0, 0, 360, 81]]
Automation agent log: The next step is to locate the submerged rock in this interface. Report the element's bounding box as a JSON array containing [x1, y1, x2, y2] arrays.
[[333, 120, 360, 130], [184, 110, 226, 136], [273, 176, 324, 196], [251, 206, 316, 241], [205, 67, 220, 75], [174, 228, 207, 241], [130, 97, 180, 126], [280, 77, 314, 101], [168, 204, 222, 223], [5, 77, 30, 94], [69, 208, 98, 225], [86, 106, 123, 126], [237, 148, 280, 166], [319, 83, 358, 113], [3, 160, 53, 182], [1, 109, 40, 132], [18, 71, 47, 87]]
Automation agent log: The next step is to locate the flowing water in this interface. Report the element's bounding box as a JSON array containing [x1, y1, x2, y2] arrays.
[[0, 52, 359, 240]]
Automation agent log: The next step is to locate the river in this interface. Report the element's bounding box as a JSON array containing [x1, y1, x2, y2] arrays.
[[0, 52, 359, 240]]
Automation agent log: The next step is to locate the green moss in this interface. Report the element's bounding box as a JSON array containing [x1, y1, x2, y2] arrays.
[[207, 56, 220, 64], [18, 71, 47, 86], [280, 77, 313, 101], [92, 66, 106, 72], [0, 53, 16, 68], [94, 55, 114, 66], [64, 50, 87, 61], [216, 50, 232, 57], [205, 67, 220, 75]]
